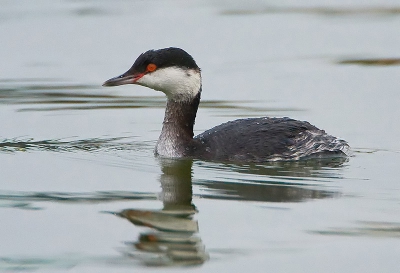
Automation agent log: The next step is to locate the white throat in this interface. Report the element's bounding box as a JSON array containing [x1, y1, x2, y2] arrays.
[[136, 67, 201, 101]]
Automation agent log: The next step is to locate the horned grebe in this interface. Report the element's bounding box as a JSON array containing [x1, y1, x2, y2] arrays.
[[103, 47, 349, 162]]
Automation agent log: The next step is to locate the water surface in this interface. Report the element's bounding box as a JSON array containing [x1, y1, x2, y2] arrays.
[[1, 0, 400, 272]]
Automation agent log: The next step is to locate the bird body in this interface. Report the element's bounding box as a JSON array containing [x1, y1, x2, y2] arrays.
[[103, 47, 349, 162]]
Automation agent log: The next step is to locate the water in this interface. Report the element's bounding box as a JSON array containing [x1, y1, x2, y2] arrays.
[[1, 0, 400, 272]]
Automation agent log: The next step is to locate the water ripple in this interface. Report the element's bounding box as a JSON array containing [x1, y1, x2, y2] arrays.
[[311, 221, 400, 238], [222, 6, 400, 16], [0, 80, 300, 113], [0, 137, 147, 153]]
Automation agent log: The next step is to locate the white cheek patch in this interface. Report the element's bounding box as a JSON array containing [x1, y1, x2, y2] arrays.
[[136, 67, 201, 101]]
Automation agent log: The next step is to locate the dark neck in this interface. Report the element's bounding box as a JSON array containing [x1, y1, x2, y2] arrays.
[[162, 91, 201, 139], [156, 90, 201, 157]]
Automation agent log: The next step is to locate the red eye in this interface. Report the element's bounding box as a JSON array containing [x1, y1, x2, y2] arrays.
[[146, 63, 157, 72]]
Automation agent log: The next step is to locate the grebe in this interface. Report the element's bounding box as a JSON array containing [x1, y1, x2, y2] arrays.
[[103, 47, 349, 162]]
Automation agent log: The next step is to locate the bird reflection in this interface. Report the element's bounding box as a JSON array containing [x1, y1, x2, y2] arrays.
[[195, 157, 347, 202], [114, 157, 347, 266], [116, 159, 208, 266]]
